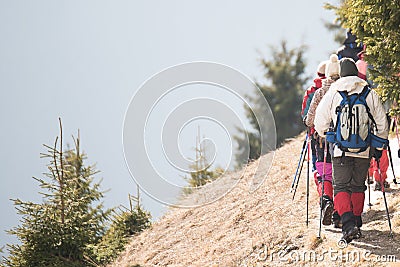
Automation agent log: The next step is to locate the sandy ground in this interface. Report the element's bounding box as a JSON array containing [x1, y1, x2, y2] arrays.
[[111, 133, 400, 267]]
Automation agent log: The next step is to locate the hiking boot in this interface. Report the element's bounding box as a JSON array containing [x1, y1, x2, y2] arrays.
[[353, 216, 362, 239], [384, 180, 390, 188], [374, 181, 390, 191], [353, 227, 362, 239], [342, 226, 360, 243], [354, 215, 362, 228], [374, 182, 381, 191], [322, 196, 334, 226], [341, 212, 358, 244], [332, 211, 342, 229]]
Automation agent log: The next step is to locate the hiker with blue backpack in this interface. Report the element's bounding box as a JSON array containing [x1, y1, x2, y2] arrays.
[[314, 58, 389, 244]]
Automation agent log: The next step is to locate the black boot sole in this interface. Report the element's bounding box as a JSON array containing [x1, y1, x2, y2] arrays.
[[342, 226, 360, 243]]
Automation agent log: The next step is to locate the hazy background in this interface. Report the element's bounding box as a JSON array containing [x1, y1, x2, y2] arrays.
[[0, 0, 339, 253]]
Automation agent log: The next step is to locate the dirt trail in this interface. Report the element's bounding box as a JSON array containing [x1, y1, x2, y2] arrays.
[[111, 133, 400, 267]]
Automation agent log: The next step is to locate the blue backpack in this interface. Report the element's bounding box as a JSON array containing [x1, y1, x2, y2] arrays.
[[326, 86, 388, 153]]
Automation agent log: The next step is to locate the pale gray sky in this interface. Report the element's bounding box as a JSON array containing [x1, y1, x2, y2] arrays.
[[0, 0, 339, 253]]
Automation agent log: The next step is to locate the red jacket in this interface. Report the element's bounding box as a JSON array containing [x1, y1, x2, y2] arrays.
[[301, 77, 324, 117]]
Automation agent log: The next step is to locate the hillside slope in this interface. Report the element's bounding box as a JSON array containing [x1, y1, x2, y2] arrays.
[[112, 134, 400, 266]]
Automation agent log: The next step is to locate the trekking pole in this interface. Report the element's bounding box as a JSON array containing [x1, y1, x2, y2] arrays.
[[306, 137, 310, 226], [317, 138, 328, 239], [376, 158, 393, 238], [291, 134, 308, 192], [394, 117, 400, 159], [292, 135, 308, 200], [367, 173, 372, 208], [387, 146, 398, 184]]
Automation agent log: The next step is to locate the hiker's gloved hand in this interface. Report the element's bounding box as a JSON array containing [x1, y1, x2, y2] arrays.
[[373, 148, 383, 160]]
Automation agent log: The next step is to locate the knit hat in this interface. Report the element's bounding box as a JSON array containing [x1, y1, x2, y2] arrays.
[[325, 54, 340, 78], [317, 60, 328, 77], [340, 58, 358, 77]]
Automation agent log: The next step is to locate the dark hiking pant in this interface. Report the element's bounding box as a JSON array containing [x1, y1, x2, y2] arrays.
[[332, 156, 369, 194], [310, 135, 317, 171], [332, 156, 370, 217]]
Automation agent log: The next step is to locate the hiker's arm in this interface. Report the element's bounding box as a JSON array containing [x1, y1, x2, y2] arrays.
[[301, 89, 309, 117], [305, 89, 322, 127], [370, 90, 389, 139], [314, 91, 333, 137]]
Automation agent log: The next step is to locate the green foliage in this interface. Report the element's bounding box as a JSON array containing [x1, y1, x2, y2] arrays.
[[91, 206, 151, 265], [328, 0, 400, 113], [234, 130, 262, 165], [186, 165, 224, 189], [324, 0, 346, 46], [3, 123, 111, 267], [323, 18, 346, 46], [235, 41, 308, 164], [3, 121, 153, 266], [257, 41, 308, 145], [184, 130, 224, 193]]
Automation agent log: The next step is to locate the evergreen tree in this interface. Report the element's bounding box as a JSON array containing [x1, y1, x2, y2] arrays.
[[184, 128, 223, 194], [4, 120, 110, 267], [324, 21, 346, 46], [326, 0, 400, 112], [92, 193, 151, 265], [235, 41, 308, 164], [323, 0, 346, 46]]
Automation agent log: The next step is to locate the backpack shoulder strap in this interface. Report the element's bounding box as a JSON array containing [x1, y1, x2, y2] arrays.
[[333, 91, 348, 132], [338, 90, 348, 99], [360, 85, 378, 129], [360, 85, 370, 98]]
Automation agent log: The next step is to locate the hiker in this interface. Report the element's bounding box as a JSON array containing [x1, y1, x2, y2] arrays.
[[337, 30, 363, 62], [301, 60, 327, 171], [356, 49, 391, 190], [314, 58, 389, 243], [304, 54, 340, 227], [369, 149, 390, 190], [355, 47, 368, 80], [355, 45, 377, 88], [368, 110, 391, 191]]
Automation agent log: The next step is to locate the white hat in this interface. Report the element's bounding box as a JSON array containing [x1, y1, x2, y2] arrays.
[[317, 60, 328, 77], [325, 54, 340, 77]]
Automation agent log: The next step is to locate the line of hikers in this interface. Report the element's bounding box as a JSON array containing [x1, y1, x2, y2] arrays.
[[300, 30, 393, 244]]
